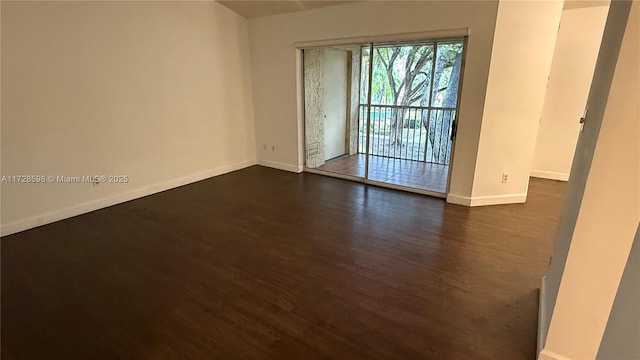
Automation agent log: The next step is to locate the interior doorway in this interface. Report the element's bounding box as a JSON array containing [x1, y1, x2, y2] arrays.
[[323, 49, 349, 161], [302, 37, 466, 197]]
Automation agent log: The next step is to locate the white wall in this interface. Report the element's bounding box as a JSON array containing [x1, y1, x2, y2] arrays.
[[1, 1, 256, 235], [337, 45, 361, 157], [249, 1, 499, 198], [531, 5, 609, 181], [469, 0, 563, 205], [596, 223, 640, 359], [323, 49, 349, 161], [540, 1, 639, 358]]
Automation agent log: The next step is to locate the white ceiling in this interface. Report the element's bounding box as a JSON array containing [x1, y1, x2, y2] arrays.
[[218, 0, 611, 19], [217, 1, 358, 19], [563, 0, 610, 10]]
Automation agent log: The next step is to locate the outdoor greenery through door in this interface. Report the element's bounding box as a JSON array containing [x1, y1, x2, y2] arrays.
[[358, 41, 463, 165]]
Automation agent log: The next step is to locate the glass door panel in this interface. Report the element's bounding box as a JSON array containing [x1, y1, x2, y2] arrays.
[[364, 40, 464, 194]]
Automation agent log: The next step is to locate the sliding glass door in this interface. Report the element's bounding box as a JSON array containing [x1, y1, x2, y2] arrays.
[[303, 38, 465, 196]]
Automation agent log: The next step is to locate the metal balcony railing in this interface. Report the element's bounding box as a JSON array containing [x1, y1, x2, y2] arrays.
[[357, 104, 456, 165]]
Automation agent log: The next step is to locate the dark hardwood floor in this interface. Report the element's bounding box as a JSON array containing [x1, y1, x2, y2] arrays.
[[1, 166, 567, 359]]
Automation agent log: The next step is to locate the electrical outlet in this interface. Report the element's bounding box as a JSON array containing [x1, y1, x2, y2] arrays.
[[263, 144, 267, 151], [502, 172, 509, 183], [271, 145, 276, 152]]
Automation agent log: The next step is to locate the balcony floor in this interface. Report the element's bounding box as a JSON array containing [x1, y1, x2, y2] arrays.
[[317, 154, 448, 193]]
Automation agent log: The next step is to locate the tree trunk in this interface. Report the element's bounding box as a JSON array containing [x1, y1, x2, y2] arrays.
[[427, 50, 450, 163], [419, 79, 430, 160], [434, 52, 462, 163], [443, 52, 462, 108], [389, 107, 405, 155]]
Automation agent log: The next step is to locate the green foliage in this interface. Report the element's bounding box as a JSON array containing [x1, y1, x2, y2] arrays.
[[360, 42, 463, 106], [358, 41, 464, 162]]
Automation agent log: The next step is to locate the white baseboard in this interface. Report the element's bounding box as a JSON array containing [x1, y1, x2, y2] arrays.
[[446, 193, 472, 206], [530, 170, 569, 181], [538, 276, 547, 357], [447, 192, 527, 207], [538, 276, 572, 360], [470, 193, 527, 206], [257, 159, 303, 173], [538, 277, 572, 360], [539, 349, 573, 360], [0, 159, 256, 237]]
